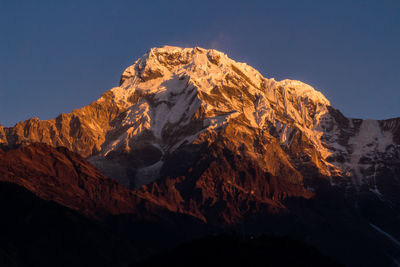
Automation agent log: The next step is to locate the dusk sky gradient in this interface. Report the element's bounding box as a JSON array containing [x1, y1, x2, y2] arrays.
[[1, 0, 399, 126]]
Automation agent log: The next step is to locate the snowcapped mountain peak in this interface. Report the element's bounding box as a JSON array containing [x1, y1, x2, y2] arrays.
[[277, 79, 330, 106], [7, 46, 397, 190], [119, 46, 265, 87], [91, 46, 343, 185], [1, 46, 342, 187], [115, 46, 329, 110]]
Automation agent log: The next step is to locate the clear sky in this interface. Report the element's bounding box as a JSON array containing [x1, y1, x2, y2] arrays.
[[1, 0, 399, 126]]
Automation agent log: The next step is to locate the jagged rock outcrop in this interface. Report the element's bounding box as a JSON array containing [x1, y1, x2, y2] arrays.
[[0, 143, 300, 225], [0, 124, 6, 145], [140, 119, 315, 224], [3, 91, 121, 157], [0, 143, 159, 219]]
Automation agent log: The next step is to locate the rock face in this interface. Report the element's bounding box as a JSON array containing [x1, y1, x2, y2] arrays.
[[0, 142, 298, 225], [0, 124, 6, 144], [3, 92, 121, 157], [0, 143, 155, 219]]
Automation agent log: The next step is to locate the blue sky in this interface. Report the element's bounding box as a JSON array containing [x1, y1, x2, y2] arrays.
[[1, 0, 399, 126]]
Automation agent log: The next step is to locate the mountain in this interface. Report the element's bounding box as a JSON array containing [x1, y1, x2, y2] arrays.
[[3, 46, 400, 219], [3, 46, 399, 189], [2, 46, 400, 266], [0, 179, 341, 267]]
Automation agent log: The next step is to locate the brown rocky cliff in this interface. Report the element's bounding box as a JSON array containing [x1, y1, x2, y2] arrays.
[[3, 91, 121, 157], [0, 139, 314, 225], [0, 143, 161, 220], [0, 124, 6, 144], [140, 121, 314, 225]]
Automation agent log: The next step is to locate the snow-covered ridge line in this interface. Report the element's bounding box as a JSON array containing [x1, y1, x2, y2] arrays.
[[116, 46, 330, 107], [105, 46, 332, 147]]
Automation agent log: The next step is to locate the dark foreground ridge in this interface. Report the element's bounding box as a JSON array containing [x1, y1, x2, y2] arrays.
[[0, 181, 340, 267], [135, 234, 343, 267], [0, 182, 137, 267]]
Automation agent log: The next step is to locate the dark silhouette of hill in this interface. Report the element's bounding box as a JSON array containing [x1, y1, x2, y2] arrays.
[[135, 234, 343, 267]]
